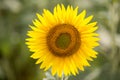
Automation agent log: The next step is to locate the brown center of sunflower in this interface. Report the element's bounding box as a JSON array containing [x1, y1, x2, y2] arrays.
[[47, 24, 80, 57]]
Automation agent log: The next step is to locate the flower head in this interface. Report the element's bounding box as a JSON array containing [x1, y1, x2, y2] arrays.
[[26, 4, 99, 77]]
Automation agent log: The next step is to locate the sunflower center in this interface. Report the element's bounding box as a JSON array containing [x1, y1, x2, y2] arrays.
[[56, 33, 71, 49], [47, 24, 80, 57]]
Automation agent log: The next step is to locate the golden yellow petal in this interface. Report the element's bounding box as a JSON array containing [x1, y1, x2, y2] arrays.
[[31, 48, 48, 59], [88, 21, 97, 27], [74, 10, 86, 27], [81, 26, 98, 34], [81, 15, 93, 25], [57, 58, 64, 77], [43, 9, 56, 26], [51, 57, 59, 76], [69, 57, 78, 75], [81, 33, 99, 38], [77, 50, 90, 66], [36, 13, 50, 30], [40, 53, 52, 69]]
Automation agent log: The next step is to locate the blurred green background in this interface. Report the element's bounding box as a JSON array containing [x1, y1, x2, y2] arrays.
[[0, 0, 120, 80]]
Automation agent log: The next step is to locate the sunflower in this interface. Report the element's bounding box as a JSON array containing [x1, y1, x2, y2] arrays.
[[26, 4, 99, 77]]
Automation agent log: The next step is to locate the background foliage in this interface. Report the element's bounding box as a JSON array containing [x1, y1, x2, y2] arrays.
[[0, 0, 120, 80]]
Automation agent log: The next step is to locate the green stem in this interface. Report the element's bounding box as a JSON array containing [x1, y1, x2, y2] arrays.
[[56, 75, 68, 80]]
